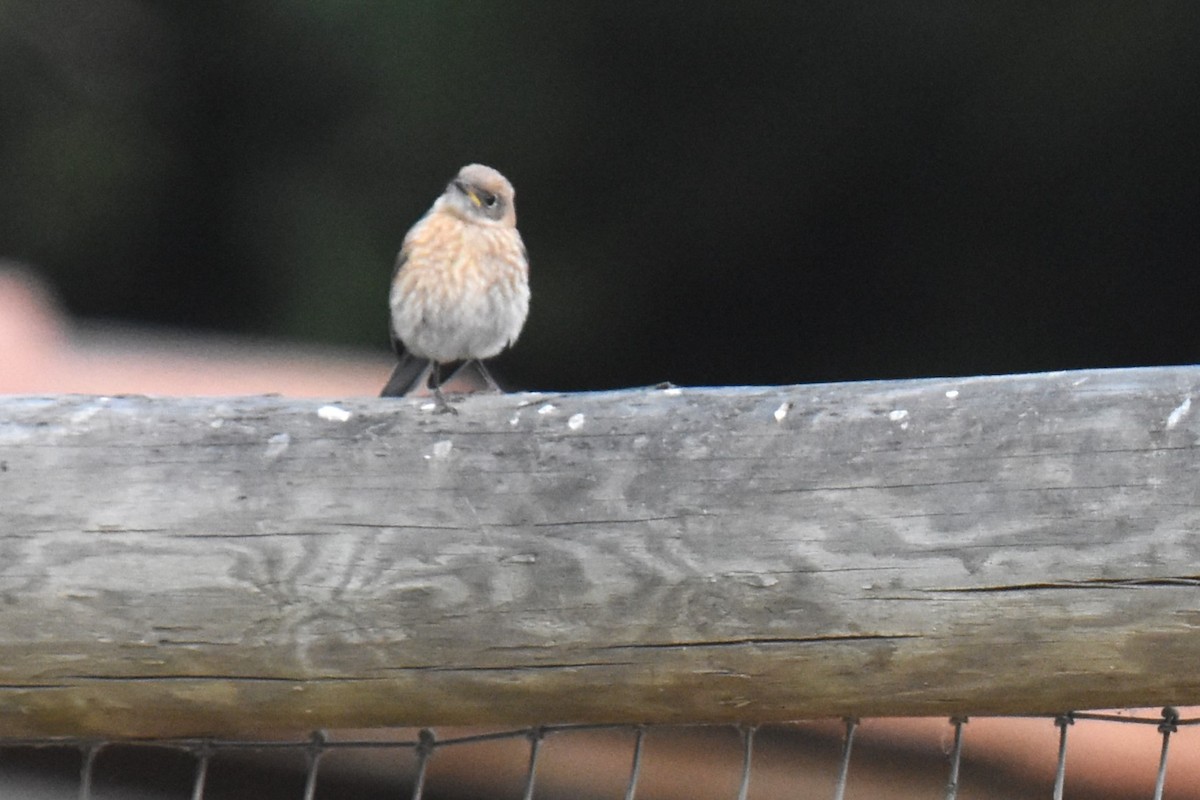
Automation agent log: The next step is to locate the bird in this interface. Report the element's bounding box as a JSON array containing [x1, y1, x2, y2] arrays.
[[380, 164, 530, 411]]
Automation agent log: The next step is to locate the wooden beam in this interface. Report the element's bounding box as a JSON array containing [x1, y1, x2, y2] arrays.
[[2, 367, 1200, 736]]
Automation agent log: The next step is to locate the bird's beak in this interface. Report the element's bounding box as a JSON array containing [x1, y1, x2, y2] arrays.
[[452, 179, 483, 208]]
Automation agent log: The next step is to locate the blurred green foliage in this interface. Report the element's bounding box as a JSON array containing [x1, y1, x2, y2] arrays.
[[2, 2, 1199, 389]]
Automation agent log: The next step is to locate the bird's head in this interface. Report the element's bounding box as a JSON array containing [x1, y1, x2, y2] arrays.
[[440, 163, 517, 226]]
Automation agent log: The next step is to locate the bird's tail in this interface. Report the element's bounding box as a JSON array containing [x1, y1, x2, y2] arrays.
[[380, 352, 432, 397]]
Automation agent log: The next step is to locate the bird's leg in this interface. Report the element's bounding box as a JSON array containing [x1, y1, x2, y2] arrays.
[[429, 362, 459, 415], [474, 360, 502, 393]]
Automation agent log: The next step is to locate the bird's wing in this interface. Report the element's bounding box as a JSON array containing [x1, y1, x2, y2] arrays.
[[388, 247, 408, 357], [381, 244, 433, 397]]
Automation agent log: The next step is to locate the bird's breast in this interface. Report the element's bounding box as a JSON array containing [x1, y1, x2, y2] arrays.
[[389, 212, 529, 362]]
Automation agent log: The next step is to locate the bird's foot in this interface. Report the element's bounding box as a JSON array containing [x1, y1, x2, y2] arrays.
[[432, 387, 460, 415]]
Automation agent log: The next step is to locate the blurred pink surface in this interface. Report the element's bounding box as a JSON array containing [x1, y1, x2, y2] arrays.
[[0, 266, 391, 397]]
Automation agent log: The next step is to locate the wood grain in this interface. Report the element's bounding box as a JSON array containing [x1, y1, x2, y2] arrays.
[[2, 367, 1199, 736]]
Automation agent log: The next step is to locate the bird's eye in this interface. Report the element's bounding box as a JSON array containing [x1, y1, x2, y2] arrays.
[[483, 194, 498, 208]]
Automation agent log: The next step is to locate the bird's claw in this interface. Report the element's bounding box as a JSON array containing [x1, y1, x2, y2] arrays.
[[432, 387, 459, 415]]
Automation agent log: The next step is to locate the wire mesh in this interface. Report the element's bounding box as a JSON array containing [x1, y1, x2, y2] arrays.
[[0, 709, 1196, 800]]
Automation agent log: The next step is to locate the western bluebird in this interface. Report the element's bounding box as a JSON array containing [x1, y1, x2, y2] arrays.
[[380, 164, 530, 411]]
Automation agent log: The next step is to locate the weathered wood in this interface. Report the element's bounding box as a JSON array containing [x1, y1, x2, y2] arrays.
[[1, 367, 1200, 736]]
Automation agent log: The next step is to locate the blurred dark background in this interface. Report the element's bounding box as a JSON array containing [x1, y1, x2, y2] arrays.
[[2, 1, 1198, 392]]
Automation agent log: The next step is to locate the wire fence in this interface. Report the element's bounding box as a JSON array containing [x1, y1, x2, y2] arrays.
[[0, 708, 1194, 800]]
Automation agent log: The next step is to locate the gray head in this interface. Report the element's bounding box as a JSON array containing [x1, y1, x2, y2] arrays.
[[439, 164, 517, 226]]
